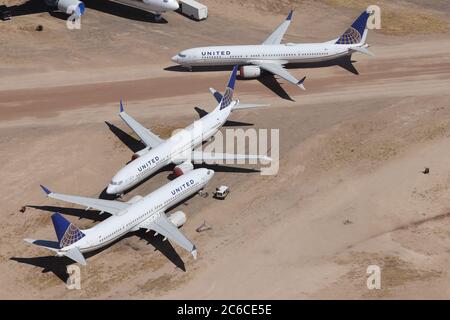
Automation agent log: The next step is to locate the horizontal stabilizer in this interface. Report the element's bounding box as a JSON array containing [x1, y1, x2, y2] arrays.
[[24, 239, 87, 265], [191, 151, 272, 163], [210, 87, 269, 110], [351, 46, 375, 57], [24, 238, 59, 251], [64, 247, 87, 265]]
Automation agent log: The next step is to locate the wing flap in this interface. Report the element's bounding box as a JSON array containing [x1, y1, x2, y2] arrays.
[[141, 213, 197, 259], [254, 62, 306, 89]]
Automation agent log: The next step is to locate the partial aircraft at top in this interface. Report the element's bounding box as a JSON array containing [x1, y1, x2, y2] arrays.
[[41, 0, 179, 20]]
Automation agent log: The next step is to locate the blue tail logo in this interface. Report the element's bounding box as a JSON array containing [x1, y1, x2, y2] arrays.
[[336, 11, 370, 45], [219, 66, 238, 110], [51, 213, 85, 248]]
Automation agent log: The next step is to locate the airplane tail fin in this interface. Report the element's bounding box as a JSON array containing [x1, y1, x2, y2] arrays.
[[51, 212, 85, 249], [335, 10, 371, 45], [218, 66, 238, 110], [24, 212, 87, 265]]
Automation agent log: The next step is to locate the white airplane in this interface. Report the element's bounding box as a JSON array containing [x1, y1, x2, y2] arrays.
[[105, 66, 271, 195], [25, 168, 214, 265], [43, 0, 179, 20], [171, 9, 374, 89]]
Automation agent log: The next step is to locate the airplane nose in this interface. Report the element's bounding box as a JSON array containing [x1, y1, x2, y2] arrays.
[[207, 169, 215, 179], [171, 55, 179, 63]]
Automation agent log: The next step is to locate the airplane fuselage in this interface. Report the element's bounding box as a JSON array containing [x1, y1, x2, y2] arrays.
[[59, 169, 213, 254], [111, 0, 179, 14], [107, 105, 233, 194], [172, 43, 358, 67]]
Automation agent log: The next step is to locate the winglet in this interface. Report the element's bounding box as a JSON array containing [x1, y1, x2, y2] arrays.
[[191, 245, 197, 260], [119, 99, 124, 113], [40, 184, 51, 195], [286, 10, 293, 21], [297, 76, 306, 90]]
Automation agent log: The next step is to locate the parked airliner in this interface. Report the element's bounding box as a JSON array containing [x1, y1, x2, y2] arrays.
[[106, 66, 271, 195], [172, 8, 374, 88], [42, 0, 179, 20], [25, 168, 214, 265]]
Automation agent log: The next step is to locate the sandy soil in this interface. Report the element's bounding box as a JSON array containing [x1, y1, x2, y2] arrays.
[[0, 0, 450, 299]]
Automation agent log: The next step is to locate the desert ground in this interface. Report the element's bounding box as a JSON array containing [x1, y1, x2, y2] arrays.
[[1, 0, 450, 299]]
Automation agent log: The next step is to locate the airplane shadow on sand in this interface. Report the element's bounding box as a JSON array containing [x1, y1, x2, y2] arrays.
[[3, 0, 168, 23], [2, 0, 48, 17], [164, 56, 360, 101], [105, 121, 146, 153]]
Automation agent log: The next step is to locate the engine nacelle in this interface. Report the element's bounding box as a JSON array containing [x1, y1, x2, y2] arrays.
[[127, 195, 143, 204], [173, 161, 194, 177], [239, 66, 261, 78], [56, 0, 85, 16], [131, 147, 151, 161], [168, 211, 187, 228]]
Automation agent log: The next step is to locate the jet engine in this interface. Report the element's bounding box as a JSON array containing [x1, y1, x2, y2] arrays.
[[46, 0, 85, 16], [239, 66, 261, 78], [131, 147, 151, 161], [173, 161, 194, 177], [168, 211, 187, 228], [127, 195, 143, 204]]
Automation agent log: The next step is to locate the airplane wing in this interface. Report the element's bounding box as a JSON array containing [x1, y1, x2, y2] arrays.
[[252, 62, 306, 90], [40, 185, 129, 216], [140, 212, 197, 259], [119, 100, 165, 149], [191, 151, 271, 163], [262, 11, 293, 45]]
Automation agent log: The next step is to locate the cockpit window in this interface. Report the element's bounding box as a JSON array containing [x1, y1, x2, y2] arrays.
[[179, 53, 187, 58], [110, 180, 123, 185]]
